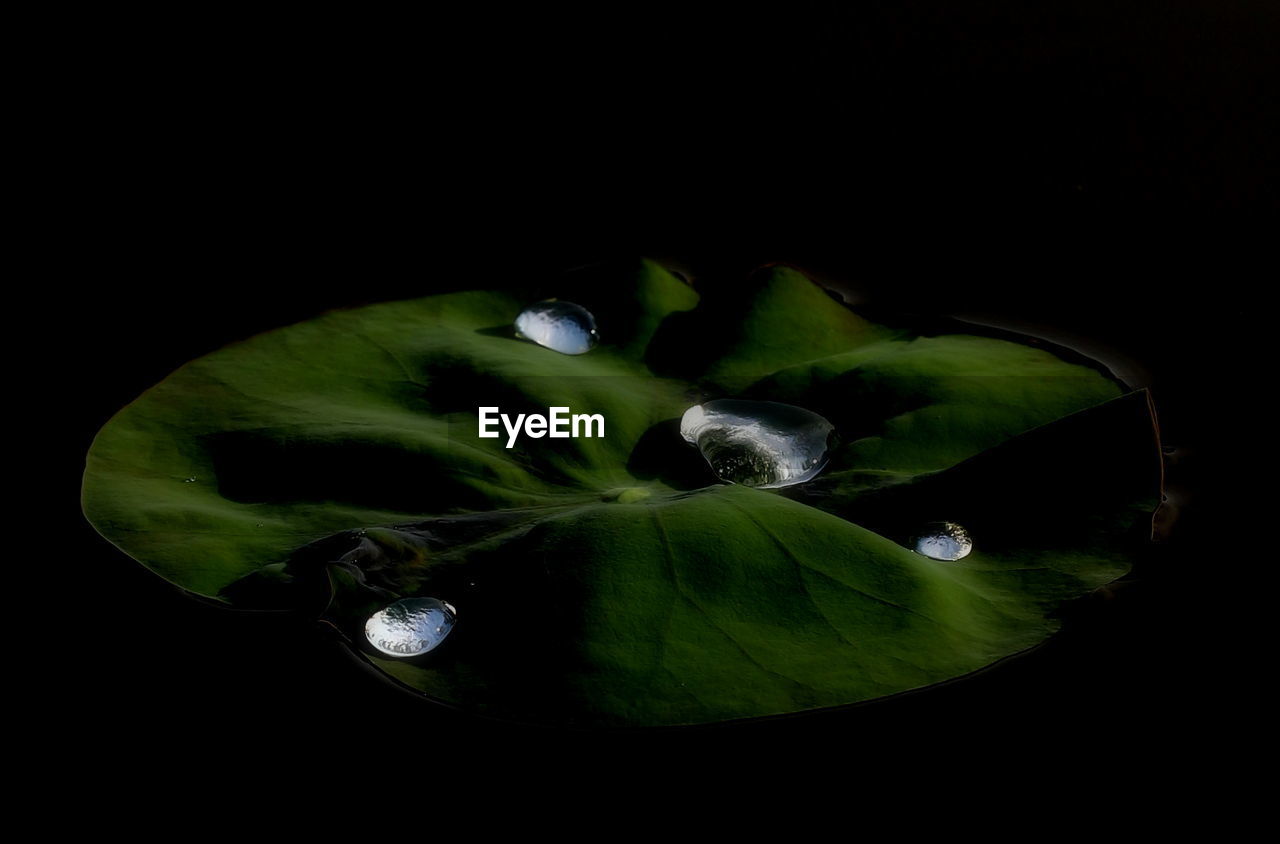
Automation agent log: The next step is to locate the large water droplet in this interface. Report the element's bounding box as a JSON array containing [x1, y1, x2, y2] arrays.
[[514, 300, 599, 355], [913, 522, 973, 561], [680, 400, 835, 488], [364, 597, 457, 657]]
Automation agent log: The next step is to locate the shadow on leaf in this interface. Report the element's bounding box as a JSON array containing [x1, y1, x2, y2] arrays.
[[626, 418, 720, 490], [474, 324, 519, 340]]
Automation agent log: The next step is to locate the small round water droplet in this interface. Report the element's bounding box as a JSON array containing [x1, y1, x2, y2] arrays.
[[514, 300, 599, 355], [680, 400, 834, 488], [913, 522, 973, 561], [364, 597, 457, 658]]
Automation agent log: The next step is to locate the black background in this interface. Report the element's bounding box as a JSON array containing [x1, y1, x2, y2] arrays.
[[59, 2, 1270, 789]]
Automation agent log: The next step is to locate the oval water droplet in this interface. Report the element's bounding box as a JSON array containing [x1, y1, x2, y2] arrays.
[[183, 477, 197, 483], [913, 522, 973, 561], [514, 300, 599, 355], [364, 597, 457, 658], [680, 399, 834, 488]]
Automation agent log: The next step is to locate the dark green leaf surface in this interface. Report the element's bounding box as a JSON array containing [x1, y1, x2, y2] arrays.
[[82, 260, 1157, 725]]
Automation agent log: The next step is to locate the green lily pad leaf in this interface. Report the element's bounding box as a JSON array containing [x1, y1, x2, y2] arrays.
[[82, 260, 1156, 726], [646, 265, 898, 380]]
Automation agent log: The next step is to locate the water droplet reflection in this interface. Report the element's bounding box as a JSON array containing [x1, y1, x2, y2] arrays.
[[514, 300, 599, 355], [913, 522, 973, 561], [680, 399, 834, 488], [364, 597, 457, 657]]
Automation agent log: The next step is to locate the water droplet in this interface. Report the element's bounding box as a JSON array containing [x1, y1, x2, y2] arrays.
[[913, 522, 973, 561], [364, 597, 457, 658], [680, 400, 835, 488], [183, 477, 197, 483], [513, 300, 599, 355]]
